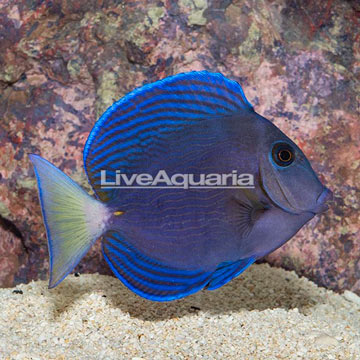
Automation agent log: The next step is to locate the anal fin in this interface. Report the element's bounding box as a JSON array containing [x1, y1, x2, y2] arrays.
[[102, 231, 213, 301], [103, 231, 256, 300], [206, 257, 255, 290]]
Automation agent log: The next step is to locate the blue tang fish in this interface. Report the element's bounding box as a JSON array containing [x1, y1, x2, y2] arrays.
[[30, 71, 332, 301]]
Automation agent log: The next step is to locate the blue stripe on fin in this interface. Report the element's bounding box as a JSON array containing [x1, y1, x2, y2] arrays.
[[102, 231, 213, 301], [84, 71, 253, 201], [206, 257, 255, 290], [106, 235, 208, 281]]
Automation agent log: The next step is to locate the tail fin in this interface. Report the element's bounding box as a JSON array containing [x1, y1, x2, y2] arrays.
[[29, 154, 110, 288]]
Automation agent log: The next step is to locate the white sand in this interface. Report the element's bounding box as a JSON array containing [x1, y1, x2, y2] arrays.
[[0, 263, 359, 360]]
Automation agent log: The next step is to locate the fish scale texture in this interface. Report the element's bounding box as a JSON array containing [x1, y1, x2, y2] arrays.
[[0, 0, 359, 296]]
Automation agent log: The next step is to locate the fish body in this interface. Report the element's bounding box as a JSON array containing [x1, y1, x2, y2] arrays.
[[30, 71, 332, 301]]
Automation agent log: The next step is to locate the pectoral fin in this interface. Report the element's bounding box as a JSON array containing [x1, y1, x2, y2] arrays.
[[230, 190, 269, 238]]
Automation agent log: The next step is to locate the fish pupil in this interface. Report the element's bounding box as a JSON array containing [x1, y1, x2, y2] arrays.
[[279, 150, 291, 162], [272, 143, 294, 166]]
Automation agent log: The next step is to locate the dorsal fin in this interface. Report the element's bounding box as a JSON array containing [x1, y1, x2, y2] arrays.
[[83, 71, 253, 201]]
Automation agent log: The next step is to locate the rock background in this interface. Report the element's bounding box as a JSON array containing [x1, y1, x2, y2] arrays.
[[0, 0, 359, 293]]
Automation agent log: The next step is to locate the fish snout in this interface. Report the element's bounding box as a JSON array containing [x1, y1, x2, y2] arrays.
[[312, 187, 333, 214]]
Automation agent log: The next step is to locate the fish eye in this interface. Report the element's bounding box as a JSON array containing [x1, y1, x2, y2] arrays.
[[272, 143, 295, 167]]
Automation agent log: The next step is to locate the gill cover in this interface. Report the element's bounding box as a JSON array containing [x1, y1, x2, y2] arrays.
[[260, 141, 324, 214]]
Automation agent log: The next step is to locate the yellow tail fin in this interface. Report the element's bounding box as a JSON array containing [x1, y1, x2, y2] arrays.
[[29, 154, 110, 288]]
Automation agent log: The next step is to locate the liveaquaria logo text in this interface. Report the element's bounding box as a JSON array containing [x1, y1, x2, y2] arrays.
[[100, 170, 254, 189]]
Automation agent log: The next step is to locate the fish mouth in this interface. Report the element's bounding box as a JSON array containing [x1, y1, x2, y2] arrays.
[[311, 187, 333, 214]]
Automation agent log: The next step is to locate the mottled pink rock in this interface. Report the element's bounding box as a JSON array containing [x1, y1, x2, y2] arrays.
[[0, 0, 359, 293], [0, 218, 27, 287]]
